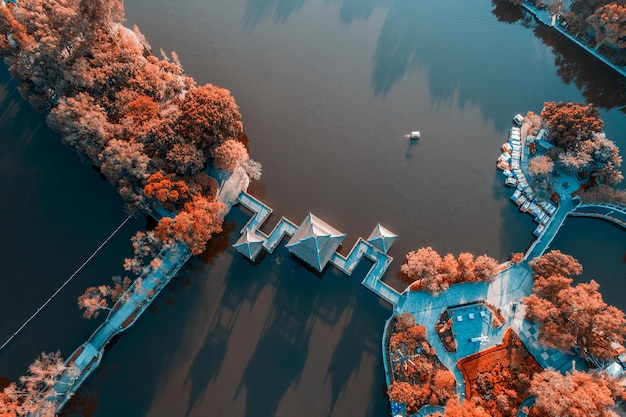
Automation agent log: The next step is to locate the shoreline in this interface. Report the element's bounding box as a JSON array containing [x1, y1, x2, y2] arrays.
[[383, 114, 626, 416], [520, 1, 626, 79]]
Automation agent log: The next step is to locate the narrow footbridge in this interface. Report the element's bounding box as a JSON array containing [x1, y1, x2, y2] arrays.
[[47, 242, 192, 413], [524, 200, 626, 262], [234, 192, 401, 305], [569, 202, 626, 229]]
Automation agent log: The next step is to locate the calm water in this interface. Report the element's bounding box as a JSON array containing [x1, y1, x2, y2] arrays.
[[0, 0, 624, 416]]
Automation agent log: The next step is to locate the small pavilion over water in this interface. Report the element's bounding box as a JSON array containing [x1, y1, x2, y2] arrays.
[[233, 229, 265, 261], [285, 212, 346, 272], [367, 223, 398, 253]]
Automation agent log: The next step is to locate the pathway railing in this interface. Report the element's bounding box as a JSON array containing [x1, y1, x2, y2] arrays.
[[569, 202, 626, 229], [232, 191, 401, 305], [47, 242, 191, 413]]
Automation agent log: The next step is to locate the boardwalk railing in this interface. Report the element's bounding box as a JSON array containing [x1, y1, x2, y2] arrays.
[[570, 202, 626, 229], [45, 242, 191, 413], [233, 192, 401, 305]]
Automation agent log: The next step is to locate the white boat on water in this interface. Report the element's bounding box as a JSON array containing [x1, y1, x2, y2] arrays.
[[505, 177, 517, 187], [502, 169, 513, 177], [410, 131, 420, 139]]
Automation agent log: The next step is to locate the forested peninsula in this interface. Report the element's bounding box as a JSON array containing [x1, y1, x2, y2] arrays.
[[0, 1, 260, 414], [0, 0, 260, 257]]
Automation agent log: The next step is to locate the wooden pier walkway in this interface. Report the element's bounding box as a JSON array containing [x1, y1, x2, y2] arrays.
[[233, 192, 400, 305]]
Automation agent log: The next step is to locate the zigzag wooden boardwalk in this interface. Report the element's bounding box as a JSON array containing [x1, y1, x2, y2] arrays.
[[234, 191, 401, 305]]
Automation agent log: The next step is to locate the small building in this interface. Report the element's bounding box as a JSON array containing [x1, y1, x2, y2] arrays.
[[285, 213, 345, 272], [233, 230, 265, 261], [367, 223, 398, 253]]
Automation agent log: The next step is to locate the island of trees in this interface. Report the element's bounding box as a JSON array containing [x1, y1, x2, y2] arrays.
[[0, 0, 261, 414]]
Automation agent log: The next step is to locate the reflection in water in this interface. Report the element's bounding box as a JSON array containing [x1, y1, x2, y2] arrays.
[[329, 0, 390, 25], [234, 274, 315, 417], [324, 286, 386, 416], [491, 0, 626, 115], [244, 0, 389, 28], [491, 0, 528, 25], [370, 0, 425, 97], [184, 245, 270, 416], [532, 24, 626, 115], [244, 0, 307, 28]]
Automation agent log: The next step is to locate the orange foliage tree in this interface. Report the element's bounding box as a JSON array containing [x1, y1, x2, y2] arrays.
[[143, 172, 192, 211], [211, 139, 249, 171], [154, 196, 227, 255], [457, 329, 542, 417], [402, 248, 499, 295], [387, 313, 456, 414], [433, 398, 490, 417], [178, 83, 244, 150], [524, 251, 626, 360], [541, 101, 604, 149], [527, 369, 624, 417], [0, 351, 78, 417], [586, 3, 626, 48]]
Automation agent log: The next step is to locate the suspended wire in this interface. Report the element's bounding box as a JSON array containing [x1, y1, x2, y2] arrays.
[[0, 214, 133, 352]]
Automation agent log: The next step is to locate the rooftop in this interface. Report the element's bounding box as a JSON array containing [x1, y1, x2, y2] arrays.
[[285, 212, 345, 272]]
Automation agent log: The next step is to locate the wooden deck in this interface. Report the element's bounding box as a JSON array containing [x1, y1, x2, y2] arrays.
[[234, 192, 400, 305]]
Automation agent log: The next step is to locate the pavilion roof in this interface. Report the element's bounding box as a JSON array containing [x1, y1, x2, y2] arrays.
[[367, 223, 398, 253], [285, 213, 345, 272], [233, 229, 265, 261]]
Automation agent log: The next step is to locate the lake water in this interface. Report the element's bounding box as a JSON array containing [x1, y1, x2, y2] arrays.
[[0, 0, 624, 416]]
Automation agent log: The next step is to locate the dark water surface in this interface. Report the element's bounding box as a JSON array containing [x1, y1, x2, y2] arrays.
[[0, 0, 624, 416]]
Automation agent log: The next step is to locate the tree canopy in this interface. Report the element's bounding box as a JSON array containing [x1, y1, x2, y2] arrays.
[[0, 0, 259, 253], [527, 369, 624, 417], [541, 102, 603, 149], [0, 351, 78, 417], [524, 251, 626, 360], [401, 248, 499, 295], [539, 102, 622, 185]]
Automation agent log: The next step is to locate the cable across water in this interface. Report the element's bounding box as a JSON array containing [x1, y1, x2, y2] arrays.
[[0, 214, 133, 352]]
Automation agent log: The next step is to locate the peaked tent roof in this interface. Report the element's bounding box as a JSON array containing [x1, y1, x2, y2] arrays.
[[234, 229, 265, 261], [285, 213, 345, 272], [367, 223, 398, 253]]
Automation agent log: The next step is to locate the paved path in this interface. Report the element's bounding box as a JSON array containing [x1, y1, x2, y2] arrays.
[[48, 242, 191, 412], [520, 2, 626, 79]]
